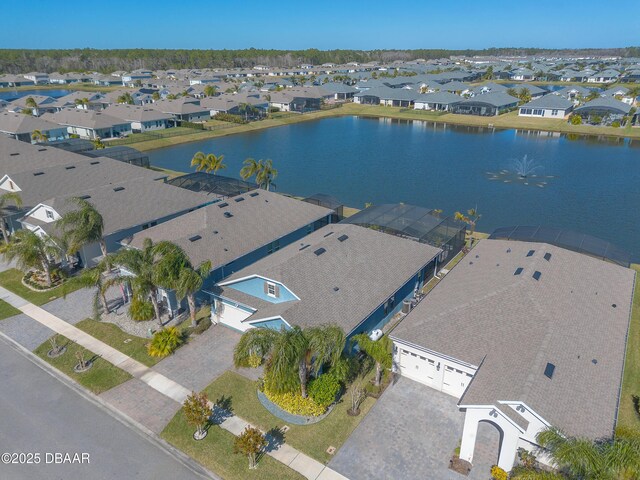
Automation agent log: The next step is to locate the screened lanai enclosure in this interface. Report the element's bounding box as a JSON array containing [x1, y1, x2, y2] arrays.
[[167, 172, 257, 199], [489, 225, 632, 267], [342, 203, 467, 264]]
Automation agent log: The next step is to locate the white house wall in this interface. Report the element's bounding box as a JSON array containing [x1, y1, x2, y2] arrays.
[[212, 297, 254, 332]]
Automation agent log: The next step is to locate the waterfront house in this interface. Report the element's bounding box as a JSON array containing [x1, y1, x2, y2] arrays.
[[468, 82, 509, 96], [103, 104, 175, 132], [414, 92, 462, 111], [43, 109, 133, 139], [509, 68, 536, 81], [149, 98, 211, 122], [23, 72, 49, 84], [553, 85, 592, 101], [0, 112, 69, 143], [450, 92, 519, 116], [51, 91, 108, 111], [518, 95, 574, 118], [123, 189, 334, 313], [8, 95, 58, 116], [210, 223, 441, 337], [268, 88, 324, 112], [319, 82, 359, 100], [0, 74, 35, 87], [200, 93, 268, 117], [586, 69, 620, 83], [573, 97, 632, 123], [390, 237, 634, 472]]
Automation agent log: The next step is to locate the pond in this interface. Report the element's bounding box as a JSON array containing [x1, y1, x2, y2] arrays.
[[147, 116, 640, 261], [0, 88, 74, 101]]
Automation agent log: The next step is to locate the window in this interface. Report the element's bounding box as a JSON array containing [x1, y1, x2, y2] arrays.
[[45, 209, 54, 219], [551, 109, 558, 115], [268, 240, 281, 255], [266, 282, 277, 297]]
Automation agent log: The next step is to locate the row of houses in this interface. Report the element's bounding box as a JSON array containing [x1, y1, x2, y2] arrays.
[[1, 134, 634, 474]]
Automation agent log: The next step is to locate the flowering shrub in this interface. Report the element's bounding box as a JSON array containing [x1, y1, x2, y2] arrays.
[[263, 388, 326, 417], [308, 373, 341, 408], [490, 465, 508, 480], [247, 354, 262, 368]]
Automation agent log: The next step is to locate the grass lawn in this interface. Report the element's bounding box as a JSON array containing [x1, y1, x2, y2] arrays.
[[0, 299, 21, 320], [34, 334, 132, 394], [201, 370, 375, 464], [161, 409, 304, 480], [0, 269, 82, 306], [75, 319, 160, 367], [618, 264, 640, 432]]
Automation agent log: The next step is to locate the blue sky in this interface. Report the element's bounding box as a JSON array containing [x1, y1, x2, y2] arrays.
[[3, 0, 639, 50]]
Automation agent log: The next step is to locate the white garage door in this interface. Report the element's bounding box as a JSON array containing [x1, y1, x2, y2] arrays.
[[398, 349, 439, 389], [442, 365, 472, 398]]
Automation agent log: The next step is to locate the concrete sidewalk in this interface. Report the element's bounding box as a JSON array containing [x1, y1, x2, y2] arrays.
[[0, 286, 348, 480]]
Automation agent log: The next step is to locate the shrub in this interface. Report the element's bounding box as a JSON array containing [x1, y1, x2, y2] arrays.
[[213, 112, 247, 124], [147, 327, 183, 358], [591, 115, 602, 125], [570, 114, 582, 125], [129, 297, 155, 322], [611, 120, 621, 128], [308, 373, 341, 408], [247, 354, 262, 368], [490, 465, 508, 480], [269, 106, 280, 113], [263, 388, 326, 417], [184, 315, 212, 336]]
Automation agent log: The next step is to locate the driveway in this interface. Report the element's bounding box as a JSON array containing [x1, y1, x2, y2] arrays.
[[329, 377, 498, 480], [152, 324, 242, 392]]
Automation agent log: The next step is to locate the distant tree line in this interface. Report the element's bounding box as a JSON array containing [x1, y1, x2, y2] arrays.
[[0, 47, 638, 74]]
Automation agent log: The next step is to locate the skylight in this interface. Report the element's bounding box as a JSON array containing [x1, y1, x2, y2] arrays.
[[65, 166, 76, 170], [188, 235, 202, 242], [314, 247, 326, 256], [544, 363, 555, 379], [33, 172, 44, 176], [323, 231, 335, 238], [249, 192, 259, 197], [526, 250, 535, 257], [338, 234, 349, 242], [218, 202, 229, 208], [514, 267, 524, 275], [223, 212, 233, 218], [234, 197, 245, 202], [532, 271, 542, 281], [90, 161, 100, 165], [113, 186, 125, 192], [544, 252, 552, 261]]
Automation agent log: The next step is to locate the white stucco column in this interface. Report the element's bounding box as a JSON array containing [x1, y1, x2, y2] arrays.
[[459, 409, 481, 463], [497, 425, 520, 471]]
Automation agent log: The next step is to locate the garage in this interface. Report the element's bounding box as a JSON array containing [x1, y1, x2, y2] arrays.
[[397, 346, 474, 399]]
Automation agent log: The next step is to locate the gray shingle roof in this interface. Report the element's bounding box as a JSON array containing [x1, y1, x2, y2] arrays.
[[575, 97, 632, 115], [43, 108, 131, 129], [0, 136, 94, 175], [457, 92, 518, 108], [124, 190, 333, 268], [0, 112, 65, 135], [415, 91, 463, 105], [391, 239, 635, 439], [218, 224, 441, 334], [519, 95, 574, 110]]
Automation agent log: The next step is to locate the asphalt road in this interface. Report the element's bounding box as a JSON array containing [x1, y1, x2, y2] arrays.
[[0, 335, 213, 480]]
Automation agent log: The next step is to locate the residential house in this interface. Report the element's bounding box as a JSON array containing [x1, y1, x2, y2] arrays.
[[149, 98, 210, 122], [268, 88, 324, 112], [390, 238, 635, 472], [450, 92, 519, 116], [518, 95, 574, 118], [0, 74, 35, 87], [123, 189, 333, 313], [0, 112, 69, 143], [200, 93, 268, 117], [23, 72, 49, 84], [319, 82, 359, 100], [553, 85, 592, 101], [43, 109, 133, 139], [414, 92, 462, 111], [510, 68, 536, 81], [103, 104, 175, 132], [8, 95, 59, 116], [573, 97, 632, 122], [586, 69, 620, 83]]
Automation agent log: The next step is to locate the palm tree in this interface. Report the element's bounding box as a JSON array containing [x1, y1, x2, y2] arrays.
[[152, 91, 160, 101], [238, 103, 257, 121], [0, 192, 23, 244], [57, 197, 107, 265], [455, 207, 481, 236], [256, 159, 277, 191], [63, 260, 111, 316], [31, 129, 48, 143], [512, 427, 640, 479], [204, 85, 217, 97], [24, 96, 38, 114], [351, 334, 392, 387], [74, 97, 90, 109], [190, 152, 226, 174], [2, 229, 60, 287], [171, 250, 211, 327], [109, 238, 181, 327], [116, 92, 134, 104], [586, 90, 601, 102], [190, 151, 207, 172], [240, 157, 262, 182], [234, 325, 345, 398], [518, 87, 532, 104]]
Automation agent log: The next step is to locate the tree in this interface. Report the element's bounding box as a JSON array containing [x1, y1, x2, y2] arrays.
[[483, 66, 494, 80], [512, 427, 640, 479], [238, 102, 258, 121], [234, 426, 267, 470], [152, 91, 160, 101], [352, 334, 392, 387], [240, 157, 261, 183], [234, 325, 345, 398], [109, 238, 182, 327], [190, 152, 226, 175], [455, 207, 481, 236], [2, 229, 60, 287], [586, 90, 601, 102], [518, 87, 532, 104], [57, 197, 108, 265], [506, 87, 519, 98], [63, 260, 111, 316], [203, 85, 217, 97], [0, 192, 23, 244], [256, 159, 278, 191], [25, 96, 37, 114], [116, 92, 134, 104], [183, 391, 212, 440], [74, 97, 89, 109], [30, 129, 48, 143]]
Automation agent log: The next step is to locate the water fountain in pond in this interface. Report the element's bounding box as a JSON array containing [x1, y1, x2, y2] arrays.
[[485, 154, 555, 188]]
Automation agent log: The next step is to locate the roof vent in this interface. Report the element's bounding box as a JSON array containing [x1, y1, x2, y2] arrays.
[[213, 230, 218, 234], [544, 252, 552, 261], [188, 235, 202, 242], [337, 234, 349, 242], [544, 362, 555, 379], [223, 212, 233, 218], [218, 202, 229, 208], [333, 287, 339, 292], [90, 161, 100, 165], [323, 231, 335, 238], [532, 271, 542, 281], [527, 250, 535, 257], [33, 171, 44, 176], [113, 186, 125, 192], [9, 152, 19, 156], [234, 197, 245, 202], [314, 247, 326, 256], [592, 359, 598, 365], [506, 248, 511, 253], [299, 244, 310, 251], [514, 267, 523, 275], [37, 148, 47, 152], [65, 165, 76, 170], [79, 195, 91, 200], [612, 304, 617, 308], [249, 192, 259, 197]]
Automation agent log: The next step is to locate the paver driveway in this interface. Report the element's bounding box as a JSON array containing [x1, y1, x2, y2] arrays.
[[329, 377, 498, 480]]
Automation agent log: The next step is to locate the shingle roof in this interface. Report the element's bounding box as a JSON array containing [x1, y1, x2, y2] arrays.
[[124, 190, 333, 268], [415, 91, 463, 105], [0, 112, 65, 135], [103, 104, 175, 123], [0, 136, 90, 175], [219, 224, 441, 334], [575, 97, 632, 115], [391, 239, 635, 439], [519, 95, 573, 110], [43, 108, 131, 129]]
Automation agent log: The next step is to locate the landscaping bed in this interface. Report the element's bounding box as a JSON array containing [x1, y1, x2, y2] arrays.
[[202, 370, 375, 464], [160, 408, 304, 480], [0, 269, 82, 306], [34, 334, 132, 394]]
